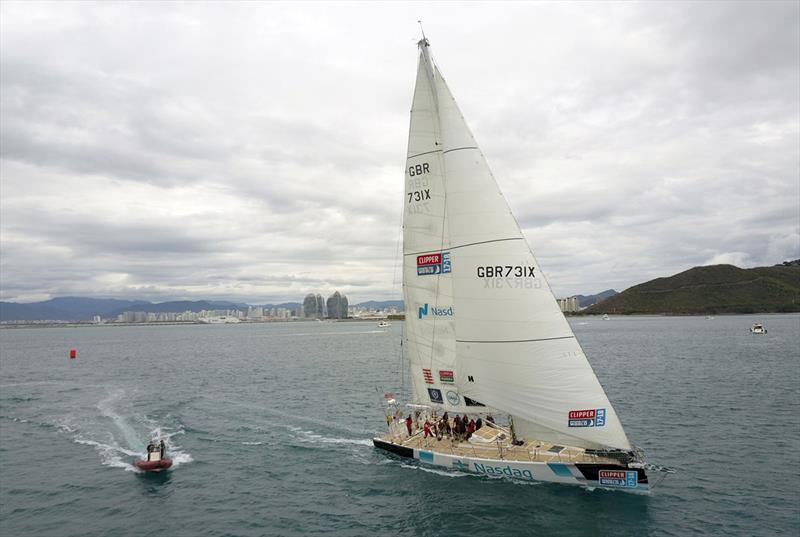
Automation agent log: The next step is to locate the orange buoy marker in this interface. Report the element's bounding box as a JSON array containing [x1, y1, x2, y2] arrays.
[[69, 348, 77, 360]]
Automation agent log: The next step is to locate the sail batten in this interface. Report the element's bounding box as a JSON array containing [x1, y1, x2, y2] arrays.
[[456, 336, 576, 344]]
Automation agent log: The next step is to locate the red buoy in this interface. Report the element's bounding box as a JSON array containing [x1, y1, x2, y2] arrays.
[[69, 348, 77, 359]]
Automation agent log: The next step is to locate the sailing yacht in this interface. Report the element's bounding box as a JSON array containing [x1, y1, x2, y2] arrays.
[[373, 36, 672, 493]]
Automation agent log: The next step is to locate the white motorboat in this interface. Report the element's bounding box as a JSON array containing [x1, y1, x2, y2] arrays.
[[750, 323, 767, 334]]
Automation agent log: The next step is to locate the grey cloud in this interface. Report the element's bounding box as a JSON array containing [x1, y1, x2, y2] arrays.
[[1, 2, 797, 303]]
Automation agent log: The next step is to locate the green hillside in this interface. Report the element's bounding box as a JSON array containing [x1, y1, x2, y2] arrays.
[[583, 262, 800, 315]]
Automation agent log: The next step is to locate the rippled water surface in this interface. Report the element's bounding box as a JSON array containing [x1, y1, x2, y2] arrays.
[[1, 315, 798, 536]]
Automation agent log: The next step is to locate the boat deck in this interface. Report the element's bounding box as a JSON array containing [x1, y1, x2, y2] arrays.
[[378, 423, 618, 465]]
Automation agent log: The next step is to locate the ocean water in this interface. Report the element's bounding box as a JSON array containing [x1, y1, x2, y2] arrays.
[[1, 315, 798, 537]]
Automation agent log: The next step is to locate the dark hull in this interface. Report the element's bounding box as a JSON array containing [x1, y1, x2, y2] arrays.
[[134, 458, 173, 471], [373, 437, 651, 493]]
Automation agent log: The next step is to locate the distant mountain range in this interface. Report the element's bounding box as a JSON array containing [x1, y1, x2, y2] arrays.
[[3, 261, 797, 321], [583, 261, 800, 315], [352, 300, 404, 310], [0, 297, 300, 322], [574, 289, 618, 308], [0, 297, 149, 322]]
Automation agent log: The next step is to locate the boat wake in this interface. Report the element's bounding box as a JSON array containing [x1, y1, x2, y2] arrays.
[[57, 389, 192, 472], [260, 407, 375, 437], [399, 463, 470, 478], [289, 426, 373, 447], [268, 329, 390, 338], [72, 436, 140, 472]]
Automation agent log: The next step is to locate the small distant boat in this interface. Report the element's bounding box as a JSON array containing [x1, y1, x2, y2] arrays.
[[602, 314, 610, 321], [378, 320, 391, 328], [705, 316, 715, 320], [750, 323, 767, 334], [134, 441, 172, 471]]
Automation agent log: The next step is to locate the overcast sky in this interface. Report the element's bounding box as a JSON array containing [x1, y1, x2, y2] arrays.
[[1, 1, 798, 304]]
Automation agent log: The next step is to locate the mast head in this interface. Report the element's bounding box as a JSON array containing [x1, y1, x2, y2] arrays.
[[417, 20, 429, 48]]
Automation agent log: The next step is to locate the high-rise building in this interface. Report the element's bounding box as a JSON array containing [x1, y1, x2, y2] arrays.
[[303, 294, 319, 318], [557, 296, 580, 313], [326, 291, 349, 320]]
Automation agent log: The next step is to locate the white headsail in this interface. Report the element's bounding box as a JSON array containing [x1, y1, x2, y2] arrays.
[[403, 39, 631, 450]]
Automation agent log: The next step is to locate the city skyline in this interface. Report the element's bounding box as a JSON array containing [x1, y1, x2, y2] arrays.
[[2, 2, 797, 305]]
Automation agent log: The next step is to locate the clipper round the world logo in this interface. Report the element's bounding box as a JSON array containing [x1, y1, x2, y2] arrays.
[[416, 251, 451, 276]]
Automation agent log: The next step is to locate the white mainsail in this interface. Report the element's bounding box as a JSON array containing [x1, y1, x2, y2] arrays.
[[403, 42, 484, 415], [403, 39, 631, 451]]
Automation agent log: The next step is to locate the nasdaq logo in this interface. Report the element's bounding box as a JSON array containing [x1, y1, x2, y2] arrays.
[[418, 304, 454, 319]]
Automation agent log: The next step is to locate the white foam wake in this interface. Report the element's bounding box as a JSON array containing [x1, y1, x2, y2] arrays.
[[269, 329, 391, 338], [73, 436, 141, 472], [291, 427, 373, 447], [399, 463, 470, 478], [56, 390, 193, 472], [98, 390, 141, 451]]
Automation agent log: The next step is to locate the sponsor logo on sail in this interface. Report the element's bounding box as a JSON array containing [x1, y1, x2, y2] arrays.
[[598, 470, 638, 488], [439, 370, 454, 383], [473, 462, 534, 480], [418, 304, 454, 319], [568, 408, 606, 427], [417, 251, 451, 276], [422, 368, 433, 384], [428, 388, 443, 404], [446, 390, 460, 405]]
